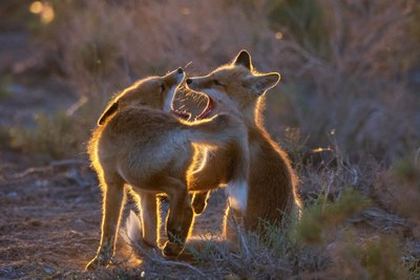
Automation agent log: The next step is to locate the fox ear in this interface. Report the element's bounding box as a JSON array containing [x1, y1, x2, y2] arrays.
[[243, 72, 281, 96], [232, 50, 252, 70], [98, 101, 118, 126]]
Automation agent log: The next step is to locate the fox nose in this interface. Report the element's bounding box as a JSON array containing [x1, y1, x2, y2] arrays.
[[177, 68, 184, 74], [186, 78, 192, 85]]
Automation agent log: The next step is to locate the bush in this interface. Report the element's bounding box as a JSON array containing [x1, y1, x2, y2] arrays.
[[296, 189, 370, 244], [268, 0, 330, 58], [9, 111, 90, 160], [27, 0, 419, 161]]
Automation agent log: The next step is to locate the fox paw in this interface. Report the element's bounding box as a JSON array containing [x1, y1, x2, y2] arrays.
[[85, 255, 111, 270], [162, 241, 184, 257]]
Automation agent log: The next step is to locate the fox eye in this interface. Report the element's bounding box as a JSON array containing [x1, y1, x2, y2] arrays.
[[213, 80, 224, 87], [160, 84, 166, 93]]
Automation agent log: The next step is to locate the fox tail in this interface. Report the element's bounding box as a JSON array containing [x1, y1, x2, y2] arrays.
[[123, 210, 142, 246]]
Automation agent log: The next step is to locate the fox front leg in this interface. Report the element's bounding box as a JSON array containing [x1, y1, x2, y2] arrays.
[[191, 191, 211, 215], [159, 177, 193, 257], [138, 191, 158, 247], [86, 175, 125, 270], [85, 241, 114, 270]]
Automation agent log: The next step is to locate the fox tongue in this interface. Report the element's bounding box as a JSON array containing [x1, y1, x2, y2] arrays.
[[196, 96, 214, 120]]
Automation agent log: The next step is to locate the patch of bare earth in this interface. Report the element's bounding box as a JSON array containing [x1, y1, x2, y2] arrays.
[[0, 158, 101, 279]]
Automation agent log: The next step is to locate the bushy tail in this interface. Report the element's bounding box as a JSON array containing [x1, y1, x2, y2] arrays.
[[124, 210, 142, 246], [186, 114, 250, 214]]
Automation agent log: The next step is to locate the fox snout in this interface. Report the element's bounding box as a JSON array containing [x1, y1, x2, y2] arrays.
[[186, 77, 203, 90], [185, 76, 215, 92], [164, 67, 185, 86]]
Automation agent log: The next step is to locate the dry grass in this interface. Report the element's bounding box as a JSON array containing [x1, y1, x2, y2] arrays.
[[9, 0, 419, 161], [9, 112, 83, 160], [1, 0, 419, 279], [33, 0, 418, 161]]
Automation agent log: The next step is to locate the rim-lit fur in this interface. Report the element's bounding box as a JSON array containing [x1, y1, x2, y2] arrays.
[[187, 50, 302, 242], [85, 69, 249, 269]]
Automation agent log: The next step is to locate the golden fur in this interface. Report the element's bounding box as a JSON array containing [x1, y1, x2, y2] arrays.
[[186, 50, 302, 241], [86, 68, 249, 269]]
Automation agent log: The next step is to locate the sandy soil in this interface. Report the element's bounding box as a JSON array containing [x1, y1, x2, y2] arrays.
[[0, 152, 227, 279], [0, 28, 233, 279]]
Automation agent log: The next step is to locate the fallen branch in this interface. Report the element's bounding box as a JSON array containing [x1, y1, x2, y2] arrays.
[[11, 158, 86, 179]]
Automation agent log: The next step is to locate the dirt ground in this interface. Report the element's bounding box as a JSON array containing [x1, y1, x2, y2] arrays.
[[0, 30, 225, 279], [0, 152, 227, 279], [0, 31, 95, 279]]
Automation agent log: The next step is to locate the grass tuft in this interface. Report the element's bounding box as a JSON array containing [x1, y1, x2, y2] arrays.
[[8, 111, 89, 160], [296, 189, 370, 244]]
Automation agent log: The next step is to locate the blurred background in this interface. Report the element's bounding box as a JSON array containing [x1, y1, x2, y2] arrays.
[[0, 0, 418, 162], [0, 1, 419, 279]]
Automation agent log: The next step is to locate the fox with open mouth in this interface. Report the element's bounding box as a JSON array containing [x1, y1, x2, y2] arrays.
[[185, 50, 302, 241], [86, 68, 249, 269]]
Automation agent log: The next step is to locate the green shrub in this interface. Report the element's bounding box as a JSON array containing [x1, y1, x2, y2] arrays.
[[0, 75, 12, 100], [332, 234, 408, 279], [296, 189, 370, 244], [268, 0, 330, 58], [363, 237, 407, 280], [9, 111, 89, 160]]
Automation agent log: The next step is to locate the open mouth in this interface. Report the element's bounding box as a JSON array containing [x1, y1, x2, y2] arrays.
[[196, 95, 215, 119], [170, 90, 215, 121], [171, 108, 191, 120]]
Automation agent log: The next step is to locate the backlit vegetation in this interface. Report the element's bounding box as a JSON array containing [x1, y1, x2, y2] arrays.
[[1, 0, 419, 278]]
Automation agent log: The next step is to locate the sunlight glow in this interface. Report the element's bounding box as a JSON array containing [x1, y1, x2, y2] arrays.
[[275, 32, 283, 40], [181, 7, 191, 16], [29, 1, 43, 14], [29, 1, 55, 24], [312, 147, 332, 153]]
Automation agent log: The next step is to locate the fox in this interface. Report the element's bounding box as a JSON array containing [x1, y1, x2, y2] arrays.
[[186, 50, 302, 240], [85, 68, 249, 269]]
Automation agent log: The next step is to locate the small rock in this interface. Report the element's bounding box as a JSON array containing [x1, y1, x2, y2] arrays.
[[30, 219, 41, 227], [43, 266, 55, 274], [224, 273, 241, 280], [6, 192, 18, 198], [35, 180, 49, 188]]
